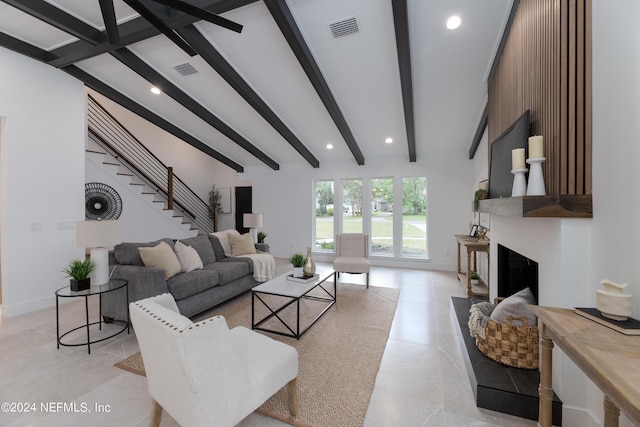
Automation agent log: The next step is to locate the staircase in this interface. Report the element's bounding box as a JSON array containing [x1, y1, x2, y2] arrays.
[[86, 95, 213, 235]]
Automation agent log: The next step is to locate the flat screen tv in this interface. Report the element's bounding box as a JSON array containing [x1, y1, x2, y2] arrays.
[[488, 110, 531, 198]]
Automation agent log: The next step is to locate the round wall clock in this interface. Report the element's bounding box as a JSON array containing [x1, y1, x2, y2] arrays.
[[85, 182, 123, 220]]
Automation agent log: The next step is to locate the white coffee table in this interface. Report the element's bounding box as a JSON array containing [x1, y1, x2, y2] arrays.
[[251, 268, 336, 339]]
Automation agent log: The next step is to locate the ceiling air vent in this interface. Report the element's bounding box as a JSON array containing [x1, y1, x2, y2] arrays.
[[173, 62, 199, 77], [328, 17, 359, 39]]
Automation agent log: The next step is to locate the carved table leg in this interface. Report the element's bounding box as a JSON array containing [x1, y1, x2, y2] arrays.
[[466, 248, 472, 297], [603, 395, 620, 427], [538, 322, 554, 427]]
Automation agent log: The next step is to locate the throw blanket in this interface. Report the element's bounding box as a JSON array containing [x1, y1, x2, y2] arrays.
[[468, 302, 495, 340], [236, 252, 276, 282]]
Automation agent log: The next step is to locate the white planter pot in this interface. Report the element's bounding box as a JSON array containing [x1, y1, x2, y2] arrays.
[[293, 267, 304, 278]]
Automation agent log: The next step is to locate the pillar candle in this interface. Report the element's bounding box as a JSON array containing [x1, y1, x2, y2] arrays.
[[528, 135, 544, 159], [512, 148, 525, 170]]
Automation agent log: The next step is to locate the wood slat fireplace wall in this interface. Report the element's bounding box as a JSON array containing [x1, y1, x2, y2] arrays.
[[488, 0, 592, 196]]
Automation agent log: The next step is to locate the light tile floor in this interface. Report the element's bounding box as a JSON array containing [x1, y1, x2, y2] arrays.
[[0, 262, 536, 427]]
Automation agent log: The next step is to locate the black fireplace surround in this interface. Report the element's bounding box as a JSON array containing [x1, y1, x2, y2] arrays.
[[497, 244, 539, 302]]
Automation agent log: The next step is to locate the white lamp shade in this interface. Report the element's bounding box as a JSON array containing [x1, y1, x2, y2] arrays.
[[76, 220, 121, 248], [243, 213, 263, 229]]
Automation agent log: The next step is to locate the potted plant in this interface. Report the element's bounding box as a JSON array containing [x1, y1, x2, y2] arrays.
[[473, 189, 488, 212], [470, 271, 480, 286], [257, 231, 268, 244], [289, 252, 306, 278], [208, 185, 222, 232], [62, 258, 96, 291]]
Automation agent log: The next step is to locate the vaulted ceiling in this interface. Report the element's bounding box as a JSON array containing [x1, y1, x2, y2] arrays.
[[0, 0, 512, 172]]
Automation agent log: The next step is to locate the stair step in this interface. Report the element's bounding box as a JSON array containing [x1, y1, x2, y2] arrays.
[[130, 182, 145, 186], [86, 148, 105, 155], [117, 172, 133, 177]]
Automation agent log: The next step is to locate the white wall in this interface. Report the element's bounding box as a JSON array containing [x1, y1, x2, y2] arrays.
[[243, 146, 473, 270], [87, 90, 251, 232], [0, 47, 86, 317], [85, 152, 197, 242]]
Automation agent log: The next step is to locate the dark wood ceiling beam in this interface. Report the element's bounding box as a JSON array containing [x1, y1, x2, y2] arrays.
[[177, 25, 320, 168], [111, 47, 280, 170], [263, 0, 365, 166], [99, 0, 121, 45], [124, 0, 198, 56], [152, 0, 243, 33], [0, 31, 52, 62], [391, 0, 416, 162], [48, 0, 259, 68], [62, 65, 244, 172], [3, 0, 103, 45], [468, 104, 487, 159]]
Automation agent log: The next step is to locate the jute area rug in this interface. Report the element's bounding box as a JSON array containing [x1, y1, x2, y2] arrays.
[[115, 283, 400, 427]]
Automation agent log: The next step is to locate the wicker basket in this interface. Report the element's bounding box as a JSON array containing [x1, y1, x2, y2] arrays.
[[474, 297, 539, 370]]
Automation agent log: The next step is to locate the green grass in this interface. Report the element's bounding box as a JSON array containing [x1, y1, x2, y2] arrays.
[[315, 214, 427, 254]]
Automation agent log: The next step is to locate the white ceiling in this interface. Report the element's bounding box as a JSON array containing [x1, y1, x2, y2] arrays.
[[0, 0, 512, 171]]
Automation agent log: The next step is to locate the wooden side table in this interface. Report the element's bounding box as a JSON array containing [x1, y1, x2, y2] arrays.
[[455, 235, 490, 297], [530, 306, 640, 427]]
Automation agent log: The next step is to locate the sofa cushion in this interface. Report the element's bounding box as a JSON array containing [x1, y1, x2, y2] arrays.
[[203, 259, 251, 285], [230, 232, 257, 257], [178, 235, 216, 265], [174, 241, 203, 273], [167, 269, 219, 301], [114, 238, 174, 266], [139, 241, 182, 280], [209, 235, 227, 260], [490, 287, 538, 326]]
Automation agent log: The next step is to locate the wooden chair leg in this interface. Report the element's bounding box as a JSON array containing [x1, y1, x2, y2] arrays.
[[366, 273, 369, 288], [287, 377, 298, 417], [151, 400, 163, 427]]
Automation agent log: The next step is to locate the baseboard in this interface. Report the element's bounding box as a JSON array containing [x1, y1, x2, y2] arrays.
[[1, 294, 57, 318]]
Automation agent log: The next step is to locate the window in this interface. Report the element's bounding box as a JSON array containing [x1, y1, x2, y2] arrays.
[[370, 177, 393, 254], [401, 177, 427, 257], [314, 180, 334, 250], [341, 179, 362, 233]]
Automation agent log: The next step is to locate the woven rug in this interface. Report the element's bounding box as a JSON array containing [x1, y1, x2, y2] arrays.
[[115, 283, 400, 427]]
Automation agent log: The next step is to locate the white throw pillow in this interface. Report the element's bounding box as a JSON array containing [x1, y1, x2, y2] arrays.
[[175, 241, 204, 273], [211, 229, 240, 257], [138, 241, 182, 279]]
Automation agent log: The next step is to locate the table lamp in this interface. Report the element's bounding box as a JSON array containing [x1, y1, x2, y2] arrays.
[[243, 213, 263, 243], [76, 220, 121, 285]]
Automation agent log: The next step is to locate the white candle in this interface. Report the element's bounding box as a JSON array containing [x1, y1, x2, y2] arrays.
[[512, 148, 525, 170], [528, 135, 544, 159]]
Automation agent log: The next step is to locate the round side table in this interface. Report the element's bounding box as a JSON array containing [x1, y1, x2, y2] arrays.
[[55, 279, 129, 354]]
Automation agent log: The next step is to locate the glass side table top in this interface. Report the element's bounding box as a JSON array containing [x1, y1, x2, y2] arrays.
[[55, 279, 127, 297]]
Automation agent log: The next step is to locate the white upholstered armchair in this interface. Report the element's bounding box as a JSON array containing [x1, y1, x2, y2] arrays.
[[129, 293, 298, 427], [333, 233, 370, 288]]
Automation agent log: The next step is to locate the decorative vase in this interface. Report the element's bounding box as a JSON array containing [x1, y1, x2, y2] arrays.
[[293, 267, 304, 278], [596, 279, 632, 321], [70, 278, 91, 292], [303, 247, 316, 275]]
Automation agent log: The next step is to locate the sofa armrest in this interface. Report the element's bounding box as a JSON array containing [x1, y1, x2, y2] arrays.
[[255, 243, 270, 253], [101, 265, 169, 322]]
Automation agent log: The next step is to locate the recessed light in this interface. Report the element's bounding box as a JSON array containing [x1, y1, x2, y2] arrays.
[[446, 15, 461, 30], [326, 143, 334, 150], [385, 137, 393, 144], [150, 86, 161, 95]]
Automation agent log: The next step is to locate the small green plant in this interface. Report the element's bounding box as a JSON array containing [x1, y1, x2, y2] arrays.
[[257, 231, 268, 243], [470, 271, 480, 280], [289, 252, 306, 268], [62, 258, 96, 280]]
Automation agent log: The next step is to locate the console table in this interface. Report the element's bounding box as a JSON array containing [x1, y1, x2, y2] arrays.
[[455, 235, 490, 297], [530, 306, 640, 427]]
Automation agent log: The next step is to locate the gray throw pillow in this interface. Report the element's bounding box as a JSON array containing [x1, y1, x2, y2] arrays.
[[178, 234, 216, 264], [490, 287, 538, 326]]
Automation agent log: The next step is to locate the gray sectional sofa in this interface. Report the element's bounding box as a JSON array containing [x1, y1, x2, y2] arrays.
[[101, 234, 267, 322]]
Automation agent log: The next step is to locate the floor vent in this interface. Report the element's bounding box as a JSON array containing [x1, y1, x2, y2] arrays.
[[328, 17, 359, 39], [173, 62, 199, 77]]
